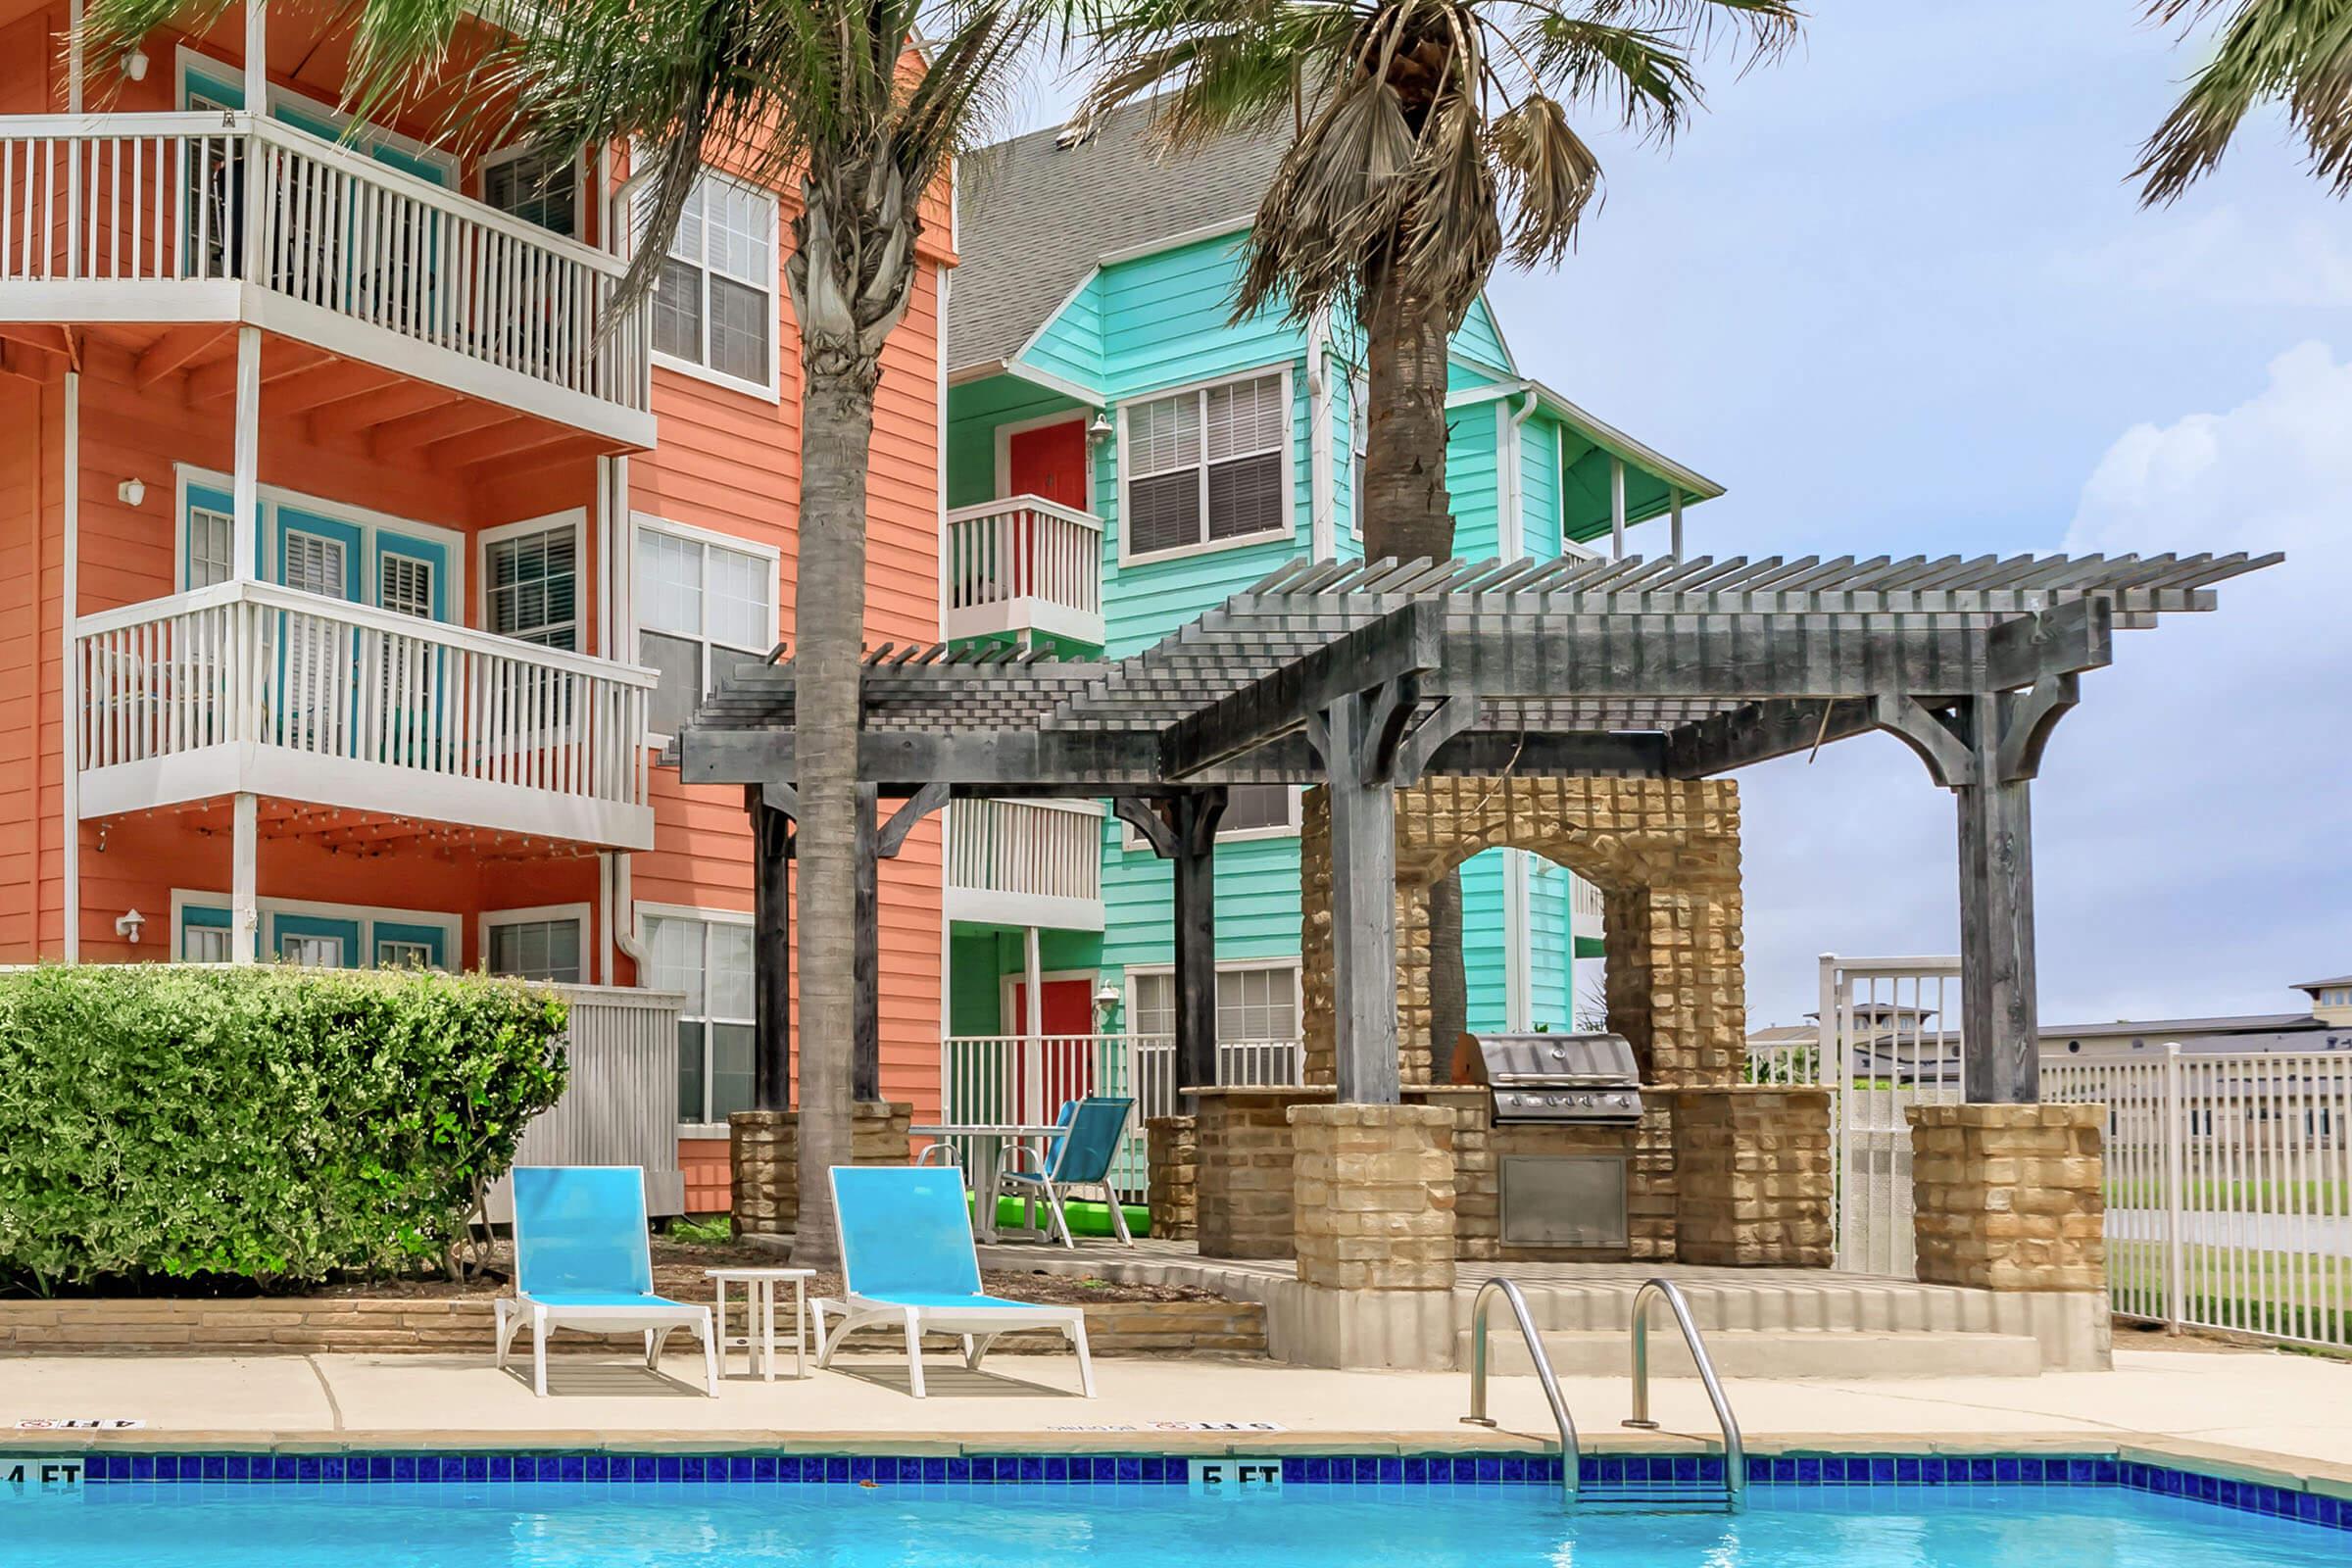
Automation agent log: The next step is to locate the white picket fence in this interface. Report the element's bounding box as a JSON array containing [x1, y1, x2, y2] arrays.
[[2046, 1047, 2352, 1351], [936, 1032, 1301, 1198]]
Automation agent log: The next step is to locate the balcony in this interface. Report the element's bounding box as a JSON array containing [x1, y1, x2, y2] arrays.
[[943, 495, 1103, 647], [0, 113, 652, 447], [944, 797, 1103, 931], [74, 582, 656, 849]]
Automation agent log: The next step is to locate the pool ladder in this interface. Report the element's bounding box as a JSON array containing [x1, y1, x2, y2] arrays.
[[1461, 1276, 1746, 1513]]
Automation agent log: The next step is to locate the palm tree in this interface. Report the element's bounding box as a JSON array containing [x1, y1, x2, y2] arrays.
[[80, 0, 1041, 1259], [2134, 0, 2352, 203], [1072, 0, 1793, 1056]]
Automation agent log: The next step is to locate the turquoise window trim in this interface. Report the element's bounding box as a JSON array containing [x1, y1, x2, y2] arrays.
[[182, 481, 264, 587], [275, 508, 365, 600], [374, 532, 451, 620], [181, 62, 453, 188], [372, 921, 449, 968], [271, 912, 362, 968]]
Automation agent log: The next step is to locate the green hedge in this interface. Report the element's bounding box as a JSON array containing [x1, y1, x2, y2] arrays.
[[0, 964, 568, 1292]]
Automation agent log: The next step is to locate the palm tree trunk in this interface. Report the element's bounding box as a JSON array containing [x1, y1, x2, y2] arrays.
[[1359, 244, 1467, 1068], [1359, 247, 1455, 564], [789, 356, 880, 1265]]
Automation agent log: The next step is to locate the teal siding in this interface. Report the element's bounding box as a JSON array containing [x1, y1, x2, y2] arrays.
[[1021, 270, 1106, 387], [1522, 411, 1562, 558], [944, 377, 1085, 511], [1460, 849, 1510, 1035], [1527, 859, 1576, 1031], [1454, 295, 1513, 377], [1446, 402, 1501, 560]]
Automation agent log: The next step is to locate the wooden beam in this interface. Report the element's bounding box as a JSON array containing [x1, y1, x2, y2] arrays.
[[264, 358, 392, 411], [133, 324, 229, 389], [1666, 699, 1875, 777], [853, 782, 880, 1103], [186, 341, 329, 405], [1171, 789, 1226, 1102], [1159, 602, 1444, 779], [1953, 691, 2040, 1104], [1304, 693, 1400, 1104], [372, 401, 516, 461], [750, 790, 793, 1112], [434, 417, 578, 471], [311, 380, 459, 442], [1111, 797, 1176, 858], [876, 780, 948, 858]]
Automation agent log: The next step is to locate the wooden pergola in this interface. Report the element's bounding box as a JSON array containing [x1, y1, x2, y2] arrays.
[[679, 552, 2275, 1110]]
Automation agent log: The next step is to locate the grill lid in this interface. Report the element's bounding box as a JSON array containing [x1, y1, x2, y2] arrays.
[[1450, 1031, 1640, 1087]]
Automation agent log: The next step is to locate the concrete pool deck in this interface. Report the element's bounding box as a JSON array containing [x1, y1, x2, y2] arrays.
[[5, 1341, 2352, 1489]]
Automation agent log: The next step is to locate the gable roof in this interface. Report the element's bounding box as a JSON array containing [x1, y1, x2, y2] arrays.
[[950, 98, 1290, 378]]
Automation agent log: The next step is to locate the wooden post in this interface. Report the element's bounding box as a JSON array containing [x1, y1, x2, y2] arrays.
[[1317, 698, 1401, 1104], [1610, 457, 1627, 561], [230, 327, 261, 579], [243, 0, 267, 110], [852, 782, 880, 1102], [750, 790, 793, 1111], [1954, 692, 2039, 1103], [1668, 486, 1685, 559], [1171, 790, 1225, 1103]]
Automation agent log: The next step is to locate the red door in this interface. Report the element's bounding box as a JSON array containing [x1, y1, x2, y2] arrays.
[[1006, 977, 1100, 1121], [1006, 420, 1088, 510]]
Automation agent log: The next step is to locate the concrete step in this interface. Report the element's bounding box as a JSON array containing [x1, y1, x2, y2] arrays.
[[1459, 1327, 2047, 1380], [1478, 1278, 2023, 1336]]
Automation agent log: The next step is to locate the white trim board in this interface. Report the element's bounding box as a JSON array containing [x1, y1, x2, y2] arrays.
[[1113, 361, 1298, 569], [168, 887, 462, 965], [174, 463, 468, 615]]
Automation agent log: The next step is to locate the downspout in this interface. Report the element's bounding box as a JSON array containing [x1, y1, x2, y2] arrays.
[[1306, 308, 1335, 560], [1506, 389, 1538, 559], [61, 368, 78, 961], [1500, 388, 1538, 1027], [603, 141, 650, 982]]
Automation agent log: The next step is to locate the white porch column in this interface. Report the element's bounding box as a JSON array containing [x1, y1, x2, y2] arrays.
[[1668, 485, 1685, 559], [1022, 924, 1044, 1123], [1609, 457, 1627, 561], [230, 326, 262, 579], [243, 0, 267, 110], [230, 791, 259, 963]]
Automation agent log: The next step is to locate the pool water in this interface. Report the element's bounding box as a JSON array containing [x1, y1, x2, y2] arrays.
[[9, 1483, 2345, 1567]]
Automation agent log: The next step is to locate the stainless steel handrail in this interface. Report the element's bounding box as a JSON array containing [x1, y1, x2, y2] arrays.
[[1461, 1276, 1579, 1506], [1622, 1278, 1746, 1509]]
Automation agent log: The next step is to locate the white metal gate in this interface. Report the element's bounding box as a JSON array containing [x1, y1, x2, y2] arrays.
[[1746, 956, 1968, 1275]]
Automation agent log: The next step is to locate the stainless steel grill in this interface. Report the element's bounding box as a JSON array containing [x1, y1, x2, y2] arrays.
[[1449, 1031, 1644, 1125]]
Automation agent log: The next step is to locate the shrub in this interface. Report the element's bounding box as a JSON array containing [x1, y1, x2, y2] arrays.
[[0, 964, 568, 1293]]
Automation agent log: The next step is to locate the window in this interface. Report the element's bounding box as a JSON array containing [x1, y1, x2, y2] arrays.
[[376, 939, 434, 968], [1122, 785, 1297, 851], [488, 917, 582, 983], [647, 912, 756, 1125], [486, 524, 578, 650], [1122, 371, 1287, 560], [281, 934, 344, 968], [183, 925, 231, 963], [380, 554, 433, 619], [483, 145, 578, 238], [1130, 964, 1299, 1042], [283, 530, 349, 600], [637, 522, 774, 735], [647, 169, 774, 390], [189, 505, 233, 589]]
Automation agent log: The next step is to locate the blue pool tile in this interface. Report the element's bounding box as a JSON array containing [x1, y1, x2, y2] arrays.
[[1017, 1457, 1044, 1483], [943, 1457, 970, 1484], [823, 1456, 849, 1485], [581, 1455, 607, 1483]]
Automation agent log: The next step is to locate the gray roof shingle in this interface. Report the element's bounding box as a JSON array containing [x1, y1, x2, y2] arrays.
[[950, 98, 1291, 377]]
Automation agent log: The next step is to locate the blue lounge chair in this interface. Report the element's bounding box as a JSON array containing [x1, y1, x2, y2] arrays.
[[812, 1165, 1096, 1398], [495, 1166, 717, 1397], [1001, 1096, 1136, 1249]]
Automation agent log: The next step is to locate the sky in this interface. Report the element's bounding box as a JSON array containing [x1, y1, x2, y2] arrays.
[[996, 6, 2352, 1030]]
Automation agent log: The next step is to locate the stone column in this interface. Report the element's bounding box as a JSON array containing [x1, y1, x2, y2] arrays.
[[1669, 1087, 1833, 1266], [1909, 1103, 2105, 1290], [850, 1101, 913, 1165], [1147, 1115, 1199, 1241], [1285, 1102, 1458, 1369], [729, 1108, 796, 1240], [1196, 1089, 1328, 1258]]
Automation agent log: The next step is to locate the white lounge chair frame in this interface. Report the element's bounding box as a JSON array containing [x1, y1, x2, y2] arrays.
[[495, 1296, 720, 1398]]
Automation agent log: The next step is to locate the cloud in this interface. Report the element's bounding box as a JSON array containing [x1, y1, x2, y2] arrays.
[[2051, 208, 2352, 310], [1740, 342, 2352, 1028]]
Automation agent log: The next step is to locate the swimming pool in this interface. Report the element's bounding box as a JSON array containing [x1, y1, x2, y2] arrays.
[[7, 1452, 2346, 1567]]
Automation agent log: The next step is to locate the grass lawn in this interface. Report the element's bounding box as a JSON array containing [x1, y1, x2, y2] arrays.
[[2105, 1177, 2350, 1211], [2106, 1238, 2352, 1347]]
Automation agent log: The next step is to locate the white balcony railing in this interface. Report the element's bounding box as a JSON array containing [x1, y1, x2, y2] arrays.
[[944, 798, 1103, 929], [74, 582, 656, 848], [943, 495, 1103, 646], [935, 1033, 1303, 1197], [0, 114, 650, 440]]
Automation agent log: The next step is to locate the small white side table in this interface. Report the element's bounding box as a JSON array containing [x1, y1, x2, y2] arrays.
[[706, 1267, 815, 1382]]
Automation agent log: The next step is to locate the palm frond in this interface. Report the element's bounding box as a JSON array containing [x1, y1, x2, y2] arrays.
[[2135, 0, 2352, 203], [1489, 92, 1600, 268]]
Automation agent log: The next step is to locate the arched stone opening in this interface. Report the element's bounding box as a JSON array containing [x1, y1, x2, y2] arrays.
[[1300, 776, 1747, 1091]]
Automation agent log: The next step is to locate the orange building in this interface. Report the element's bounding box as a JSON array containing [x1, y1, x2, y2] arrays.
[[0, 0, 949, 1210]]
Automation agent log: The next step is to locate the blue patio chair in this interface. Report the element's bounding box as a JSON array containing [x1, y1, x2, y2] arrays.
[[494, 1166, 717, 1397], [1002, 1096, 1136, 1249], [811, 1165, 1095, 1398]]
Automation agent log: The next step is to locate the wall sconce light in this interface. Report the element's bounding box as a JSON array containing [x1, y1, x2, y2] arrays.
[[1093, 983, 1121, 1029], [117, 477, 145, 508], [1087, 412, 1113, 440], [122, 47, 149, 82], [115, 908, 145, 945]]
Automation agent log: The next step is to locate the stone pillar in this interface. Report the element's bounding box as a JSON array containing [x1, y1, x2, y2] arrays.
[[1669, 1087, 1833, 1266], [1195, 1088, 1329, 1259], [729, 1102, 911, 1240], [1146, 1116, 1199, 1241], [729, 1109, 796, 1240], [1909, 1103, 2106, 1290], [1290, 1103, 1456, 1290]]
